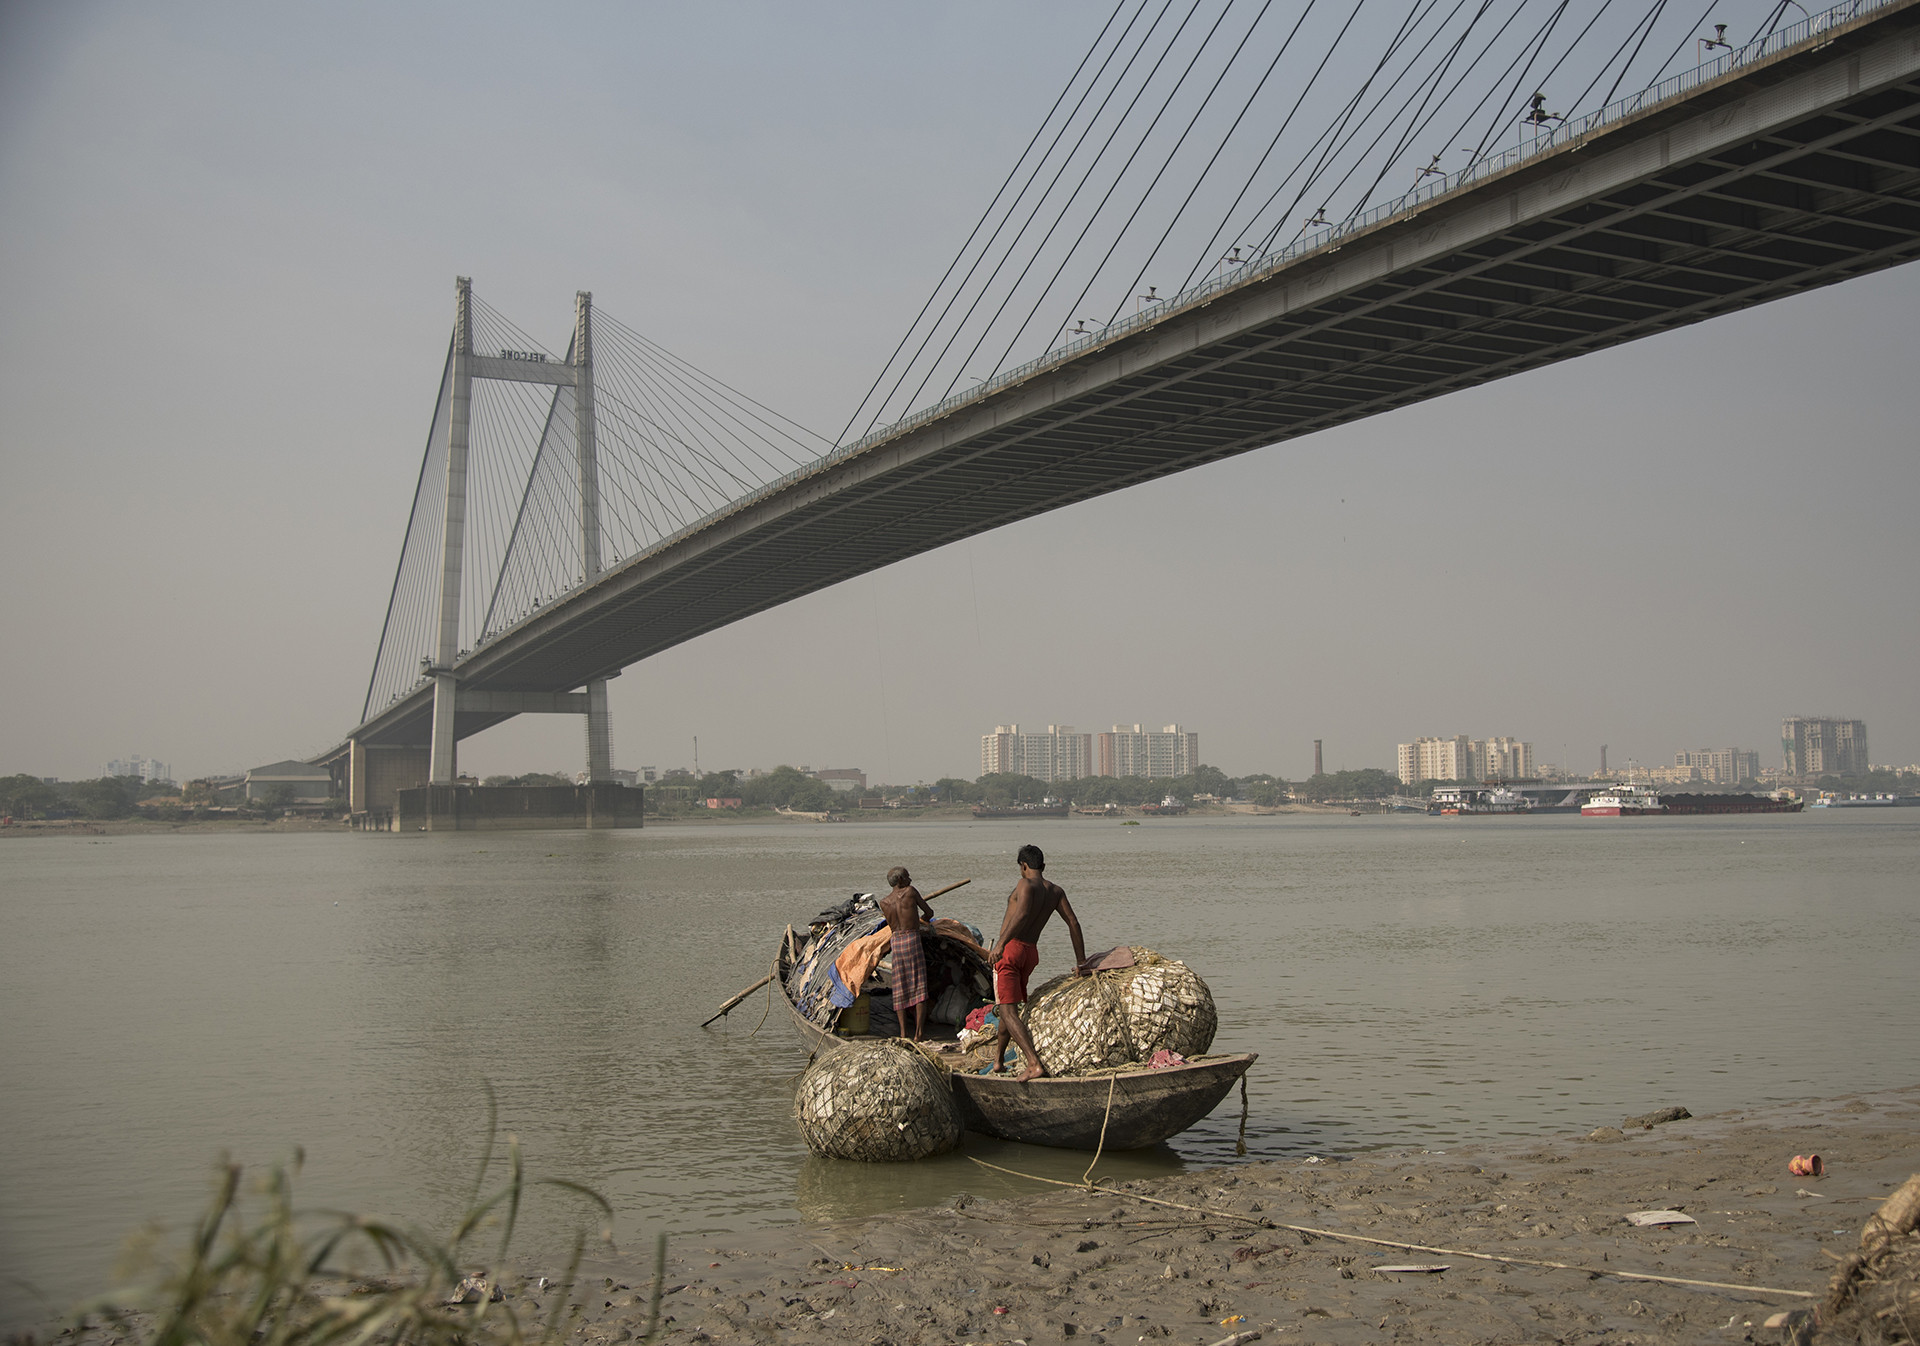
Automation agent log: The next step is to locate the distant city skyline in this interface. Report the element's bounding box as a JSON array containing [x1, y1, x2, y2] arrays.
[[18, 711, 1916, 789]]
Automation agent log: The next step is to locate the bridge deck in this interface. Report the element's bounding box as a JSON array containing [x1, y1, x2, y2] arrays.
[[327, 0, 1920, 756]]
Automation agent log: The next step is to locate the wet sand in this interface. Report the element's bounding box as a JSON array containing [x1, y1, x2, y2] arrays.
[[555, 1084, 1919, 1346]]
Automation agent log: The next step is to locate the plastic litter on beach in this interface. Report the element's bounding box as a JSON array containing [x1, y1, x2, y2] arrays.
[[1788, 1153, 1824, 1176], [1624, 1210, 1698, 1227], [1375, 1264, 1451, 1273]]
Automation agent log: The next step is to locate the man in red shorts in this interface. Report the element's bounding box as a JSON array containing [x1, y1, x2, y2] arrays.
[[988, 843, 1087, 1082]]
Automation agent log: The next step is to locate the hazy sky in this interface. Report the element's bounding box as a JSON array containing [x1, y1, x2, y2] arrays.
[[3, 1, 1915, 786]]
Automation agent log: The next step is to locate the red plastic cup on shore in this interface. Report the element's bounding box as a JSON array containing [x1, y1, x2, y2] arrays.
[[1788, 1153, 1823, 1177]]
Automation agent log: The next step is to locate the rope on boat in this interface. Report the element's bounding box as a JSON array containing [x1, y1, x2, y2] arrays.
[[1236, 1075, 1249, 1157], [1080, 1075, 1118, 1187], [746, 959, 778, 1037], [962, 1157, 1816, 1301]]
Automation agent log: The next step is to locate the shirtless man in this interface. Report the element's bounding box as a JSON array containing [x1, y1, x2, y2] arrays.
[[988, 843, 1087, 1082], [881, 865, 936, 1040]]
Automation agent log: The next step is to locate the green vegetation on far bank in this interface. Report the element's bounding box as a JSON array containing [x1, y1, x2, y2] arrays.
[[0, 773, 346, 824], [639, 761, 1421, 819]]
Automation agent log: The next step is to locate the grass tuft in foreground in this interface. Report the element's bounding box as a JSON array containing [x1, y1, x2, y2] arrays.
[[35, 1087, 662, 1346]]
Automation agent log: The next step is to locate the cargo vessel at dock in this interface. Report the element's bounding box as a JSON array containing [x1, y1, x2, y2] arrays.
[[1581, 783, 1668, 817]]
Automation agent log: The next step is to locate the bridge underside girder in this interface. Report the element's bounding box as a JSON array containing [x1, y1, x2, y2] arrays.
[[325, 1, 1920, 758]]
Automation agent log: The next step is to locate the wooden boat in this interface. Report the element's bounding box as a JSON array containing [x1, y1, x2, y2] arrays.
[[775, 931, 1256, 1151]]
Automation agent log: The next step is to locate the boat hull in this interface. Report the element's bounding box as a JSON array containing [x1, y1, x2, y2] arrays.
[[777, 943, 1255, 1151], [951, 1052, 1256, 1149], [1660, 793, 1804, 814], [1580, 805, 1668, 816]]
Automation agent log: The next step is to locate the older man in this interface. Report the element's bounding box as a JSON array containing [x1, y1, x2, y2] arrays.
[[881, 865, 936, 1040]]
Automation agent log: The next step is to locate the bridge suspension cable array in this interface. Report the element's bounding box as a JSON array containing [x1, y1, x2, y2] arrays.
[[362, 291, 830, 721], [330, 0, 1919, 813], [838, 0, 1816, 441]]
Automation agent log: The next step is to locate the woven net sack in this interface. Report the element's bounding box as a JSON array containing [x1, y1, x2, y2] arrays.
[[792, 1040, 963, 1162], [1023, 947, 1217, 1075]]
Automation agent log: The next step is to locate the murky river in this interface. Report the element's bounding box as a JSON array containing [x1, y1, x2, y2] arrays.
[[3, 811, 1916, 1324]]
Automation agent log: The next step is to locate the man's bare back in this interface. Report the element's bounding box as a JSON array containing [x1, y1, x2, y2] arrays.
[[881, 865, 935, 1039], [999, 872, 1068, 945]]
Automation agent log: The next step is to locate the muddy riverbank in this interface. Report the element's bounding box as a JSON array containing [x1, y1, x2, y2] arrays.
[[557, 1085, 1918, 1345]]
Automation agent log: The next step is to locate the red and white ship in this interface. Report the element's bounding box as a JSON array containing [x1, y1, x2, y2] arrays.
[[1581, 782, 1668, 817]]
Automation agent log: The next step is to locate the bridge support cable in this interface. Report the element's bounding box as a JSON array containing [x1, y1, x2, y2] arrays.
[[838, 0, 1826, 441], [834, 0, 1138, 449], [845, 0, 1174, 442], [361, 339, 451, 724], [875, 0, 1197, 426]]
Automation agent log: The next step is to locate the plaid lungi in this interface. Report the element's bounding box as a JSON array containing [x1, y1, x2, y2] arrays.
[[890, 925, 929, 1009]]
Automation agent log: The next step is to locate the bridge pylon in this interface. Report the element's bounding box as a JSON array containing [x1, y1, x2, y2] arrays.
[[575, 290, 615, 786], [427, 277, 475, 784], [346, 278, 618, 812]]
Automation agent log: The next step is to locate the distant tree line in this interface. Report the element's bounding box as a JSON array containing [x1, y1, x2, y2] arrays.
[[0, 773, 253, 820], [647, 766, 840, 813]]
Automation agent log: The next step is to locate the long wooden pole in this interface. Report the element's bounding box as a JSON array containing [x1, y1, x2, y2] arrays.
[[701, 973, 774, 1027]]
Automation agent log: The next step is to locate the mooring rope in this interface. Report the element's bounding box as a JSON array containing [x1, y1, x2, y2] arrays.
[[1081, 1075, 1120, 1186], [1236, 1074, 1249, 1157], [746, 959, 778, 1037], [964, 1157, 1816, 1300]]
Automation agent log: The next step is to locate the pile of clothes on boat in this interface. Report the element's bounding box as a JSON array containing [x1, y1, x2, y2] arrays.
[[786, 894, 994, 1037]]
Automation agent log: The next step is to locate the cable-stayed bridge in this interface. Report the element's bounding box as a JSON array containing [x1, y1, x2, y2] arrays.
[[319, 0, 1920, 812]]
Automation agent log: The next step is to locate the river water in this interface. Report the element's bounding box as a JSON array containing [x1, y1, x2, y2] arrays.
[[3, 811, 1916, 1325]]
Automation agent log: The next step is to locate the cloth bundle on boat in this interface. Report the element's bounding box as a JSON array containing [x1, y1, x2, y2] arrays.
[[1023, 946, 1217, 1076], [791, 1039, 963, 1161], [785, 901, 992, 1033]]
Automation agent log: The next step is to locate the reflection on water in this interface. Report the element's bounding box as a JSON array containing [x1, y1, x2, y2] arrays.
[[3, 812, 1917, 1326], [793, 1138, 1191, 1224]]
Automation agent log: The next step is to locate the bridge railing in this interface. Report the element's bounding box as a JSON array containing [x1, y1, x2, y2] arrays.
[[459, 0, 1893, 669]]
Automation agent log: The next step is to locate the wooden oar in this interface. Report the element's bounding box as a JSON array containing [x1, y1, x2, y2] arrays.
[[702, 973, 774, 1027], [922, 877, 971, 902]]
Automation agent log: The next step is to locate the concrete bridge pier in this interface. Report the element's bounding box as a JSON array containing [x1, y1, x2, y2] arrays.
[[340, 739, 430, 817]]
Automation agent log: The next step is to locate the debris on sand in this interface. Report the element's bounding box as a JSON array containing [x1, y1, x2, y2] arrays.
[[1623, 1105, 1692, 1129], [1815, 1172, 1920, 1344]]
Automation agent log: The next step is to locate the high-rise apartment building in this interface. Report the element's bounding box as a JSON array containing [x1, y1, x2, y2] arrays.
[[1397, 736, 1474, 784], [1397, 735, 1535, 784], [981, 725, 1093, 783], [1476, 736, 1535, 780], [1096, 725, 1200, 778], [106, 755, 173, 785], [1781, 717, 1869, 777], [1673, 748, 1760, 785]]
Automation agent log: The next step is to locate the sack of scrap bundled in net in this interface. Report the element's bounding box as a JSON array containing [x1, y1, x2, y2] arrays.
[[1023, 947, 1217, 1076], [792, 1039, 963, 1162]]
